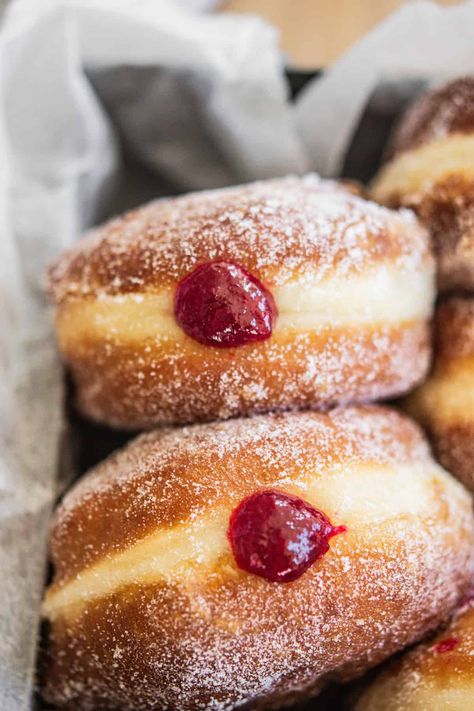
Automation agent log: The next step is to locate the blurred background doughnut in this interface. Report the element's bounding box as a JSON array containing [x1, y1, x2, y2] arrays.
[[372, 77, 474, 292], [355, 595, 474, 711], [406, 296, 474, 492]]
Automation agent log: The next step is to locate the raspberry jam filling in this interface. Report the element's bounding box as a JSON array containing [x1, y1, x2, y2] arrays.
[[174, 261, 277, 347], [432, 638, 459, 655], [228, 490, 346, 583]]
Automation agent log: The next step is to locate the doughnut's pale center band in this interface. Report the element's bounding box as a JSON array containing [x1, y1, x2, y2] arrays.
[[56, 265, 434, 347], [43, 459, 451, 621], [372, 133, 474, 201], [358, 674, 474, 711], [410, 359, 474, 425], [398, 684, 474, 711]]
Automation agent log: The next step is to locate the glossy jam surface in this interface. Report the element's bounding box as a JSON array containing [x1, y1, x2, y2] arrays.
[[174, 261, 277, 348], [432, 637, 459, 654], [228, 490, 346, 583]]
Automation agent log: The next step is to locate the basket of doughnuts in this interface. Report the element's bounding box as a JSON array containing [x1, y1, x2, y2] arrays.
[[3, 2, 474, 710], [33, 71, 474, 710]]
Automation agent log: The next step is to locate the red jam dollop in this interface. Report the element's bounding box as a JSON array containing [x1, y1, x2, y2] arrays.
[[174, 261, 277, 348], [432, 638, 459, 655], [228, 490, 346, 583]]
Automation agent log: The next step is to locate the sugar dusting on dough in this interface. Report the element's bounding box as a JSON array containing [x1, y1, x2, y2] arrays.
[[42, 408, 474, 710], [374, 78, 474, 292], [390, 77, 474, 157], [65, 321, 430, 429], [47, 174, 433, 428], [50, 406, 429, 580], [432, 296, 474, 364], [47, 174, 429, 300], [405, 297, 474, 490], [355, 597, 474, 711]]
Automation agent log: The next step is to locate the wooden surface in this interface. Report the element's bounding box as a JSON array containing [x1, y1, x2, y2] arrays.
[[221, 0, 462, 67]]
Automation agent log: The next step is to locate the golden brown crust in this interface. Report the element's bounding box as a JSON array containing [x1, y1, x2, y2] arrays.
[[434, 296, 474, 369], [386, 175, 474, 293], [47, 174, 433, 429], [355, 599, 474, 711], [372, 77, 474, 292], [47, 175, 428, 301], [431, 296, 474, 363], [42, 554, 469, 711], [42, 407, 474, 710], [433, 422, 474, 493], [62, 321, 431, 430], [390, 77, 474, 158], [405, 297, 474, 491], [49, 406, 428, 586]]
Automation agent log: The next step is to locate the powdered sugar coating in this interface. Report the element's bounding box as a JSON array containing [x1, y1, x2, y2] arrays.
[[65, 321, 431, 429], [50, 405, 430, 584], [374, 78, 474, 292], [47, 174, 429, 302], [386, 173, 474, 293], [390, 76, 474, 157], [405, 297, 474, 491], [355, 598, 474, 711], [432, 296, 474, 364], [47, 174, 433, 428], [42, 407, 474, 710]]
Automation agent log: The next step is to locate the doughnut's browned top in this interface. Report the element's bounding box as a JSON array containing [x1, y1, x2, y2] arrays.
[[390, 77, 474, 157], [47, 174, 428, 303]]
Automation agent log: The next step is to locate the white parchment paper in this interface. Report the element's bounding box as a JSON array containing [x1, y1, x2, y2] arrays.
[[1, 0, 474, 708]]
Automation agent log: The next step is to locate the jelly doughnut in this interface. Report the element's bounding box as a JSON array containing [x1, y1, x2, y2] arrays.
[[356, 596, 474, 710], [372, 77, 474, 292], [406, 296, 474, 492], [41, 406, 474, 710], [47, 175, 434, 429]]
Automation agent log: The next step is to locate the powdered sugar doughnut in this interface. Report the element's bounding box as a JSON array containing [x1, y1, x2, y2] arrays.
[[41, 406, 474, 710], [356, 596, 474, 711], [406, 296, 474, 492], [47, 175, 434, 429], [372, 77, 474, 292]]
